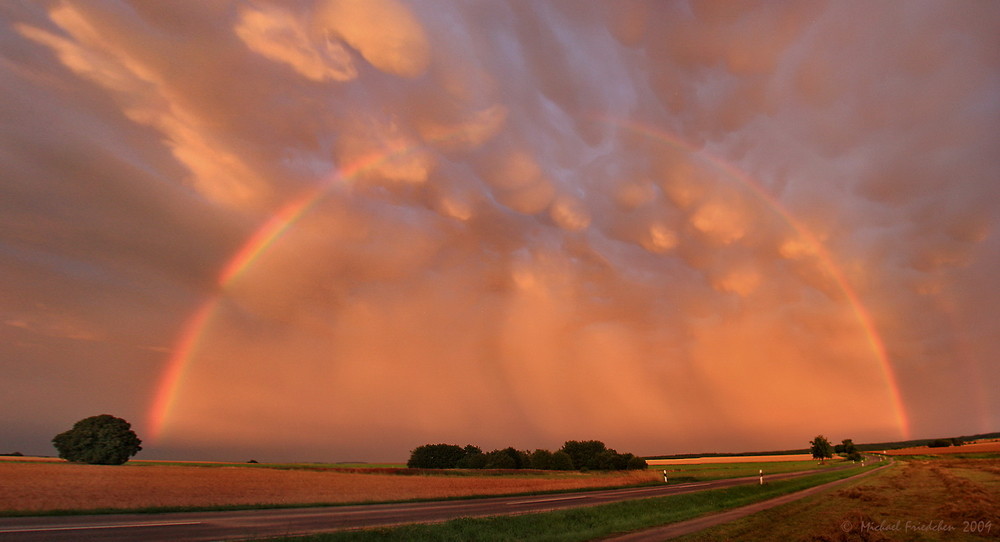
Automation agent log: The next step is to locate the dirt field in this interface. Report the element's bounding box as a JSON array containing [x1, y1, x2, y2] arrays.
[[647, 454, 815, 465], [0, 460, 659, 512], [884, 440, 1000, 456], [674, 456, 1000, 541]]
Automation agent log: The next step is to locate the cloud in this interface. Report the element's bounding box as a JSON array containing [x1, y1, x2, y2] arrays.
[[1, 0, 997, 460], [15, 2, 272, 211], [235, 4, 357, 82], [316, 0, 430, 78]]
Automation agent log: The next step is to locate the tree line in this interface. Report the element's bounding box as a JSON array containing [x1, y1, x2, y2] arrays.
[[810, 435, 863, 462], [407, 440, 648, 471]]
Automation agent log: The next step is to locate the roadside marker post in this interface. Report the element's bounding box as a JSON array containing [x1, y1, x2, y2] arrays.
[[663, 470, 668, 483], [759, 469, 763, 485]]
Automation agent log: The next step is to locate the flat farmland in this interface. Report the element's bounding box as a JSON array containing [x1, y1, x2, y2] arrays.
[[648, 456, 855, 483], [884, 440, 1000, 456], [0, 459, 659, 513]]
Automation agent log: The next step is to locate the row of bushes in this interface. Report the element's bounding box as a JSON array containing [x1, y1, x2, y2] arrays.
[[928, 438, 963, 448], [407, 440, 648, 471]]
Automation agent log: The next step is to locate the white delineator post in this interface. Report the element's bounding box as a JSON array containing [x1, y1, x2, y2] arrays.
[[759, 469, 763, 485], [663, 469, 668, 483]]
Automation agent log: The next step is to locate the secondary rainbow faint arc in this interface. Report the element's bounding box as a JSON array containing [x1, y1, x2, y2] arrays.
[[600, 115, 911, 439], [147, 149, 414, 441], [148, 118, 911, 442]]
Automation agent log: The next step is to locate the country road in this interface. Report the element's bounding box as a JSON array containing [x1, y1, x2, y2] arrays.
[[0, 463, 871, 541]]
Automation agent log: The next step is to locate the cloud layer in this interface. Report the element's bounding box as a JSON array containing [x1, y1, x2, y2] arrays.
[[2, 0, 997, 461]]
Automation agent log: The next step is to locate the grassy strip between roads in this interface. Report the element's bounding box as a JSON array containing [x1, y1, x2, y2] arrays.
[[271, 463, 883, 542], [657, 459, 850, 483]]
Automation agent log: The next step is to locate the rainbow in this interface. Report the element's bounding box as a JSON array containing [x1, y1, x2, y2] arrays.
[[146, 147, 423, 440], [147, 117, 911, 442], [597, 115, 910, 438]]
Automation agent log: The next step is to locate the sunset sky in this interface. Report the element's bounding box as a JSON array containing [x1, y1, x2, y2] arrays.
[[2, 1, 998, 463]]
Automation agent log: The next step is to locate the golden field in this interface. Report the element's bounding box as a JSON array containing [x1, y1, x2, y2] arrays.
[[647, 454, 814, 465], [884, 440, 1000, 456], [675, 456, 1000, 541], [0, 459, 660, 512]]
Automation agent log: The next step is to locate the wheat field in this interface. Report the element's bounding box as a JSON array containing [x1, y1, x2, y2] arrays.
[[883, 440, 1000, 455], [0, 460, 659, 512]]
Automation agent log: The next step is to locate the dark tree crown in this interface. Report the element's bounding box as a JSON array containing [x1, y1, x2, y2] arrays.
[[52, 414, 142, 465]]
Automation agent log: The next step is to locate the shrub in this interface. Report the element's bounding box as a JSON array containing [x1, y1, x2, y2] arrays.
[[624, 453, 649, 470]]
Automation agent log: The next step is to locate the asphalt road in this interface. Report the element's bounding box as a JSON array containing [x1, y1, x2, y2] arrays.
[[0, 462, 871, 541]]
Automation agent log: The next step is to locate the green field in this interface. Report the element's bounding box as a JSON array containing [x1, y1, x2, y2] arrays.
[[657, 458, 856, 483]]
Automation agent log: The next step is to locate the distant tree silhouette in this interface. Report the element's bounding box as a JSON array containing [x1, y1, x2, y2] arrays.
[[482, 448, 517, 469], [407, 444, 466, 468], [550, 450, 574, 470], [455, 445, 486, 468], [810, 435, 833, 464], [482, 447, 530, 469], [52, 414, 142, 465], [529, 449, 554, 470], [407, 440, 644, 471], [840, 439, 862, 461], [561, 440, 608, 470], [623, 453, 649, 470]]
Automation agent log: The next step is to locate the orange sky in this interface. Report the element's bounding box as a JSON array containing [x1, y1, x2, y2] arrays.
[[1, 1, 997, 462]]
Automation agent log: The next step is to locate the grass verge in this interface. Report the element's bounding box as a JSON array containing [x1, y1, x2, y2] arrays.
[[266, 463, 881, 541], [658, 458, 852, 483]]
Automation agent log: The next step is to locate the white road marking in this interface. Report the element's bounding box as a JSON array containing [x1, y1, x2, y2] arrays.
[[0, 520, 202, 533]]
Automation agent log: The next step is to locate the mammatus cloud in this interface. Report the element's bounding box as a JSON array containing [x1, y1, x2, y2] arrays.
[[1, 1, 997, 461]]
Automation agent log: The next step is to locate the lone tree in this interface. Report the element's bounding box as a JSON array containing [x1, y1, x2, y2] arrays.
[[52, 414, 142, 465], [810, 435, 833, 464]]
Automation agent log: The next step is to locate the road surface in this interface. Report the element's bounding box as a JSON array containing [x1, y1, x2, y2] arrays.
[[0, 463, 868, 541]]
